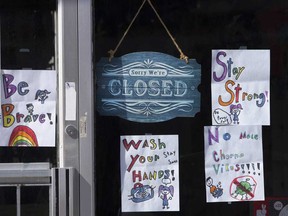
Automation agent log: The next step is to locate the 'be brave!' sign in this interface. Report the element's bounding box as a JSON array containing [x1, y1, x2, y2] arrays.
[[96, 52, 201, 123]]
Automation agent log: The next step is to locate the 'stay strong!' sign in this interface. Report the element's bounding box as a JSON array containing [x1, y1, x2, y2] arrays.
[[96, 52, 201, 123]]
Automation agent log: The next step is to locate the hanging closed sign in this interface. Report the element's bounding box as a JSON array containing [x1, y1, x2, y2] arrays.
[[96, 52, 201, 123]]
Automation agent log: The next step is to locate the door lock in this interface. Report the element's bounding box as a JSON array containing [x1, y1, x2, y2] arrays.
[[65, 125, 78, 139]]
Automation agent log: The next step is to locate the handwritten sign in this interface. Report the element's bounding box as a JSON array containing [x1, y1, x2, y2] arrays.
[[97, 52, 201, 123], [120, 135, 179, 212], [204, 125, 264, 202], [0, 70, 56, 147], [211, 50, 270, 125]]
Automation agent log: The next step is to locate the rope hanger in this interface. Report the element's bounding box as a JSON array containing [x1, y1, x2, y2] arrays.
[[108, 0, 189, 63]]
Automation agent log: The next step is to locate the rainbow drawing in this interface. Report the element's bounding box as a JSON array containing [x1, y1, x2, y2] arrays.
[[8, 125, 38, 147]]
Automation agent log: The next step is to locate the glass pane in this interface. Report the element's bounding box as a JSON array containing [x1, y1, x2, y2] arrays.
[[1, 1, 55, 70], [94, 0, 288, 215], [0, 187, 16, 215], [0, 1, 57, 164], [21, 186, 49, 216]]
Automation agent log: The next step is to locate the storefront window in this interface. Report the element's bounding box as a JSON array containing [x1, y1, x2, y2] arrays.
[[1, 1, 56, 215], [0, 0, 56, 164], [94, 0, 288, 215]]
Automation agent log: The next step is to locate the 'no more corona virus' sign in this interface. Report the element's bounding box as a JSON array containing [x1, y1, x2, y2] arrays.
[[96, 52, 201, 123]]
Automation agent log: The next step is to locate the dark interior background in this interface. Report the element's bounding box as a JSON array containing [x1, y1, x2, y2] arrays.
[[94, 0, 288, 215]]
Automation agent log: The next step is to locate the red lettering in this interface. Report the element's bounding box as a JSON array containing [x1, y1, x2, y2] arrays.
[[122, 139, 142, 151], [127, 154, 139, 172]]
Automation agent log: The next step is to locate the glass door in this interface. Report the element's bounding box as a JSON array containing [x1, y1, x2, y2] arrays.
[[93, 0, 288, 215]]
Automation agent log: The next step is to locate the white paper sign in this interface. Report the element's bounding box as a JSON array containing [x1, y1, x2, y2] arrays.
[[204, 125, 265, 202], [0, 70, 56, 147], [211, 50, 270, 125], [65, 82, 76, 121], [120, 135, 179, 212]]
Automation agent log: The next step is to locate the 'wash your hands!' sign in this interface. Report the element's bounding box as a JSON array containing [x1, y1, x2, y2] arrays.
[[120, 135, 179, 212]]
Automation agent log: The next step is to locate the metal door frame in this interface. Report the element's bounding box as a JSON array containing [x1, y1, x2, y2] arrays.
[[57, 0, 94, 215]]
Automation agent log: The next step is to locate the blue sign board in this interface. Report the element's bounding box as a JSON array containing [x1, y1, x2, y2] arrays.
[[96, 52, 201, 123]]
